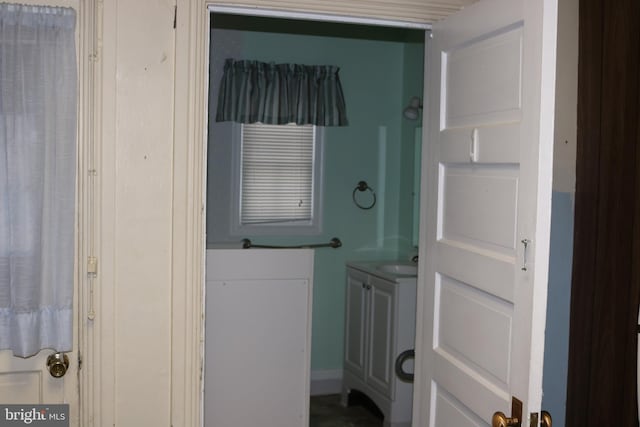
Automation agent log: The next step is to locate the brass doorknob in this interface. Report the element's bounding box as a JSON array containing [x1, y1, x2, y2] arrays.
[[540, 410, 552, 427], [492, 397, 522, 427], [492, 411, 520, 427], [46, 353, 69, 378]]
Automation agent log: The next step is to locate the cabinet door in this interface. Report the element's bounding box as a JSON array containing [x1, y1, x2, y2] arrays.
[[344, 271, 368, 379], [366, 277, 395, 398]]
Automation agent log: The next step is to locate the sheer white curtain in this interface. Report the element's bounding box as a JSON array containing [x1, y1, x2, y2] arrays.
[[0, 4, 77, 357]]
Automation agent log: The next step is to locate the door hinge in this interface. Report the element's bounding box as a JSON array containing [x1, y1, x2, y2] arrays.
[[88, 256, 98, 277], [78, 354, 82, 370]]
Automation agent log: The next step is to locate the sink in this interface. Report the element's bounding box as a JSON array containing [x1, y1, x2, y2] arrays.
[[376, 263, 417, 276]]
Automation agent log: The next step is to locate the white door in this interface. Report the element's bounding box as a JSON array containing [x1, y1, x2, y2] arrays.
[[414, 0, 556, 425], [0, 0, 82, 422]]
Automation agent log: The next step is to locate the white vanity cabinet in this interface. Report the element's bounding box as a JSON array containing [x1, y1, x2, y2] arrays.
[[342, 263, 417, 427]]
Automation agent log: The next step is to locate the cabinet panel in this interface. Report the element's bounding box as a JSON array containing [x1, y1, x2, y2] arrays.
[[367, 279, 394, 398], [344, 273, 367, 379]]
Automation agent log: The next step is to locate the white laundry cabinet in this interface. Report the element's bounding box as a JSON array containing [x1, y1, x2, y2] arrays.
[[342, 262, 417, 427], [205, 249, 314, 427]]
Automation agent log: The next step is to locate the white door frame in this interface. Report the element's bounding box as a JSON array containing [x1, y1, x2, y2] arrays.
[[171, 2, 433, 425], [74, 1, 99, 424], [70, 0, 99, 425]]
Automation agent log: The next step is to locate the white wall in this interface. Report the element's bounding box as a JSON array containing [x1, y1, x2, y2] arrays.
[[97, 1, 175, 425], [552, 0, 579, 193]]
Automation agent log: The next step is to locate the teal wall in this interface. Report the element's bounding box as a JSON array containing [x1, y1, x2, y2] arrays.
[[401, 42, 425, 246], [207, 24, 424, 371]]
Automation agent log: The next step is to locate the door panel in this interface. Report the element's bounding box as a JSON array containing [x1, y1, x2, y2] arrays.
[[436, 243, 514, 302], [0, 351, 72, 404], [435, 389, 487, 427], [415, 0, 556, 425], [443, 25, 523, 128], [0, 370, 43, 403], [437, 275, 513, 386], [207, 279, 309, 427], [442, 166, 519, 250]]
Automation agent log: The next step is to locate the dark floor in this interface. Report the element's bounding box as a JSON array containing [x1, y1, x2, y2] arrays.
[[310, 393, 383, 427]]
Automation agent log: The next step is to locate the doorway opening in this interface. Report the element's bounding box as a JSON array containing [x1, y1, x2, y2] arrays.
[[203, 9, 427, 426]]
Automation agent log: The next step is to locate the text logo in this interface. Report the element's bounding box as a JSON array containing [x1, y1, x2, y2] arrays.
[[0, 405, 68, 426]]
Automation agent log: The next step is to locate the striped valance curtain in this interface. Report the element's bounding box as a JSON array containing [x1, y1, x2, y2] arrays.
[[216, 59, 348, 126]]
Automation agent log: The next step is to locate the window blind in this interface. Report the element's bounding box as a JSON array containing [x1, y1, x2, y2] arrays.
[[240, 123, 315, 225]]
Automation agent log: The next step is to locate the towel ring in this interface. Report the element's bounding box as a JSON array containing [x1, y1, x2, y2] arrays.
[[352, 181, 376, 210]]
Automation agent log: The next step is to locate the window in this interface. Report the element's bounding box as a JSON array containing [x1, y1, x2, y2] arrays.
[[230, 123, 324, 235]]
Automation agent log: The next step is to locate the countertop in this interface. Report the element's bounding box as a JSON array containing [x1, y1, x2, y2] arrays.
[[346, 260, 418, 283]]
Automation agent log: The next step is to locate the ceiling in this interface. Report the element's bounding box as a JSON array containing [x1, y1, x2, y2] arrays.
[[210, 0, 480, 27]]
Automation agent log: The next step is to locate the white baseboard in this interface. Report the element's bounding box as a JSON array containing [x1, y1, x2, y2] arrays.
[[310, 370, 343, 396]]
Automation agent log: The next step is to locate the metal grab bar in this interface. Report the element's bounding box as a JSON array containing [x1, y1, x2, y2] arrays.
[[241, 237, 342, 249]]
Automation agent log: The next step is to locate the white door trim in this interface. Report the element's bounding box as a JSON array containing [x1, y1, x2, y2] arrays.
[[411, 31, 432, 426], [208, 5, 431, 29], [172, 1, 437, 425], [74, 0, 100, 425], [75, 0, 99, 423]]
